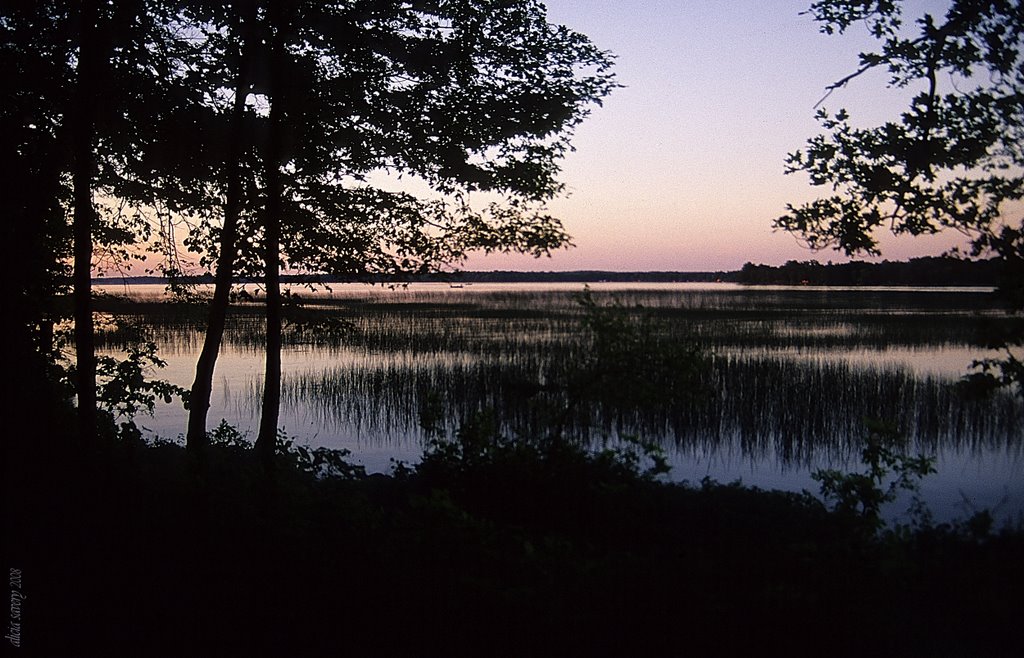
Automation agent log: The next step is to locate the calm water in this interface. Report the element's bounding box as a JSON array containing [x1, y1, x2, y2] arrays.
[[94, 282, 1023, 523]]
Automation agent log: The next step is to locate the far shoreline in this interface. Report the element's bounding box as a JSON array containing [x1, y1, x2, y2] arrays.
[[93, 254, 1001, 288]]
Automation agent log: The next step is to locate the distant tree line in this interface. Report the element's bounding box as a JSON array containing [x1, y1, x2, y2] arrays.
[[445, 270, 732, 283], [96, 270, 731, 285], [737, 257, 1001, 287], [97, 258, 1002, 286]]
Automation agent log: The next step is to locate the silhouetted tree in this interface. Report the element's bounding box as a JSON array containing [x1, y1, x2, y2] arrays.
[[69, 1, 105, 443], [183, 0, 617, 456], [0, 3, 76, 447], [253, 0, 289, 471], [779, 0, 1023, 394], [2, 1, 210, 441], [183, 0, 263, 453]]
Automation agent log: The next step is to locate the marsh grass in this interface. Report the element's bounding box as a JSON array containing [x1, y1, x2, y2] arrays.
[[93, 285, 1021, 467], [270, 353, 1019, 465], [95, 286, 1004, 352]]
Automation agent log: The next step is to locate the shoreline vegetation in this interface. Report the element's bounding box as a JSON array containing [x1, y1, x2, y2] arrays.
[[9, 283, 1022, 656], [93, 255, 1003, 288], [8, 403, 1024, 657], [89, 286, 1023, 490]]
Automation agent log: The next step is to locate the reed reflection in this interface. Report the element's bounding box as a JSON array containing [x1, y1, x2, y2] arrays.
[[94, 284, 1021, 475]]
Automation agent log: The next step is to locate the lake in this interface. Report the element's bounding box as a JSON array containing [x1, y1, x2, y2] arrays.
[[94, 281, 1023, 523]]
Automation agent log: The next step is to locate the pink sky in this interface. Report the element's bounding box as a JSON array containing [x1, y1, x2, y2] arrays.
[[116, 1, 984, 277], [460, 0, 975, 272]]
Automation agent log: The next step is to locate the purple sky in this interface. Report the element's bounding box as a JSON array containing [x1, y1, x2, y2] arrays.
[[120, 1, 986, 277], [463, 0, 973, 271]]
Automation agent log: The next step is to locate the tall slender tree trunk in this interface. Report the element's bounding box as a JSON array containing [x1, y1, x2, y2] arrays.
[[72, 1, 101, 443], [254, 6, 285, 474], [253, 149, 282, 473], [185, 4, 254, 453]]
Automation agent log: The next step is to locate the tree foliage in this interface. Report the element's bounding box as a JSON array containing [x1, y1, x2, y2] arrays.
[[779, 0, 1023, 255], [176, 0, 617, 453], [3, 1, 616, 447], [2, 1, 222, 441], [182, 0, 616, 282], [813, 420, 935, 533], [780, 0, 1024, 393]]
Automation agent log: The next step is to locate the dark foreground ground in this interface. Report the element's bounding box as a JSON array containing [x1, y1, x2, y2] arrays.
[[4, 406, 1023, 658]]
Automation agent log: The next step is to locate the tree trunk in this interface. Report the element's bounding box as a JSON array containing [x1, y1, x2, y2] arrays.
[[253, 18, 285, 475], [253, 165, 282, 473], [72, 1, 101, 443], [185, 5, 254, 453]]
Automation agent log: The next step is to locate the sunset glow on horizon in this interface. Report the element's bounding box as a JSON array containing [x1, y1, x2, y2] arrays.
[[109, 0, 990, 278], [460, 0, 976, 272]]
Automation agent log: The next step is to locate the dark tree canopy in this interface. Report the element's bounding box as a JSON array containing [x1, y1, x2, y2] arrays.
[[1, 0, 233, 289], [182, 0, 616, 282], [152, 0, 617, 449], [778, 0, 1023, 255], [779, 0, 1024, 394], [1, 0, 616, 447], [2, 1, 221, 440]]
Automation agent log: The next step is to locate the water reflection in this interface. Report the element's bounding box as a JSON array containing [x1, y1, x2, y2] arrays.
[[97, 283, 1021, 520]]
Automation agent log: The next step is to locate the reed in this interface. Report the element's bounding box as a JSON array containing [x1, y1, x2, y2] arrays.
[[93, 285, 1021, 471]]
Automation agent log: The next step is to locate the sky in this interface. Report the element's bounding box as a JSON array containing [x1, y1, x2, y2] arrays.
[[461, 0, 970, 272]]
